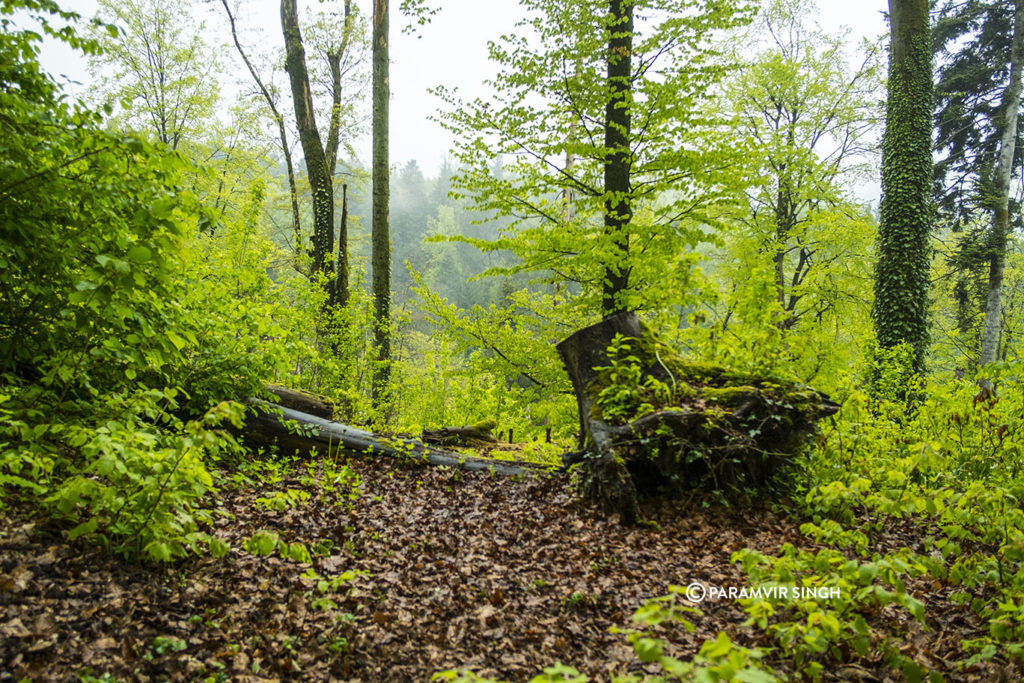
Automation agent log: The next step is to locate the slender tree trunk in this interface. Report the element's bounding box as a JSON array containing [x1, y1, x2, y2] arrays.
[[555, 123, 576, 302], [221, 0, 303, 256], [281, 0, 334, 283], [774, 175, 793, 308], [979, 0, 1024, 368], [337, 183, 350, 308], [601, 0, 633, 315], [324, 0, 352, 179], [281, 133, 303, 257], [874, 0, 933, 372], [371, 0, 392, 404], [322, 1, 353, 308]]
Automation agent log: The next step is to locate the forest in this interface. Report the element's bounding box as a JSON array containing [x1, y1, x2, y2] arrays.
[[2, 0, 1024, 679]]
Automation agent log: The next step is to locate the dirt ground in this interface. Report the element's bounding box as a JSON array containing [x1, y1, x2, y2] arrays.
[[0, 454, 1015, 681]]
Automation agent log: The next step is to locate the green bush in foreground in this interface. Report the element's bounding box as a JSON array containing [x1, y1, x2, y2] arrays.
[[0, 0, 300, 560]]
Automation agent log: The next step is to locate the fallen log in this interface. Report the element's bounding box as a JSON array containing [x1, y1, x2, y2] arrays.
[[244, 401, 546, 476], [557, 311, 839, 525]]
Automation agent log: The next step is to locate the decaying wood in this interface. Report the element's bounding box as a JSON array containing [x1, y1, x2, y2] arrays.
[[557, 312, 647, 525], [245, 401, 544, 477], [423, 420, 498, 447], [557, 311, 839, 526], [264, 385, 334, 420]]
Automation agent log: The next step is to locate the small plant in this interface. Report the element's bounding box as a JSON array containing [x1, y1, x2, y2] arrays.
[[562, 591, 595, 611], [150, 635, 187, 656], [255, 489, 311, 512], [594, 335, 674, 423], [242, 530, 279, 557]]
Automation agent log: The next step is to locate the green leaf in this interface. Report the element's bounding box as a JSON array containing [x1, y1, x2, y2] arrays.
[[68, 517, 99, 541], [145, 541, 174, 562], [243, 531, 278, 557], [128, 245, 152, 262], [209, 537, 230, 558]]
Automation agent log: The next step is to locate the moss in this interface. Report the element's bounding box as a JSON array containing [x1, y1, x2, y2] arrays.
[[469, 418, 497, 433], [701, 385, 758, 407]]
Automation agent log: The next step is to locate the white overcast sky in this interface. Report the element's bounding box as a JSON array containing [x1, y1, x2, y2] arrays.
[[37, 0, 888, 177]]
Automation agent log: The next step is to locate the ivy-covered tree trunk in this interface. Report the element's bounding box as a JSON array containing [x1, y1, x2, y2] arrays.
[[371, 0, 392, 404], [979, 0, 1024, 367], [601, 0, 633, 315], [281, 0, 334, 282], [874, 0, 933, 372]]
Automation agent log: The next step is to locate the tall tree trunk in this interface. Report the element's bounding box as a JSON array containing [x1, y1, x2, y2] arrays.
[[324, 0, 352, 179], [337, 183, 350, 308], [221, 0, 302, 256], [323, 1, 353, 308], [601, 0, 633, 315], [979, 0, 1024, 368], [371, 0, 392, 405], [774, 174, 793, 308], [874, 0, 933, 372], [281, 0, 334, 283]]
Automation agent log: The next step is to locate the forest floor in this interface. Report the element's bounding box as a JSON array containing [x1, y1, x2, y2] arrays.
[[0, 452, 1014, 682]]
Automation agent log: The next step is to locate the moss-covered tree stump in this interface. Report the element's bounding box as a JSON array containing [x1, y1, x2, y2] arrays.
[[556, 311, 839, 525]]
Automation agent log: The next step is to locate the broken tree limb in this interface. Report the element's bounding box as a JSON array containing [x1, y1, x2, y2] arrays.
[[244, 401, 546, 476]]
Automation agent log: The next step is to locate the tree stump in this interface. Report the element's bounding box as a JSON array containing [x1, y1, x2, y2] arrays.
[[556, 311, 839, 525]]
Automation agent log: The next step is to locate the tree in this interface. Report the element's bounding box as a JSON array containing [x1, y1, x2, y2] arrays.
[[90, 0, 268, 233], [720, 0, 880, 332], [222, 0, 303, 255], [281, 0, 334, 292], [979, 1, 1024, 367], [601, 0, 632, 314], [874, 0, 934, 372], [416, 0, 748, 442], [371, 0, 391, 403], [306, 0, 369, 306], [1, 0, 301, 560], [89, 0, 219, 150], [435, 0, 750, 320], [934, 0, 1024, 368], [279, 0, 364, 305]]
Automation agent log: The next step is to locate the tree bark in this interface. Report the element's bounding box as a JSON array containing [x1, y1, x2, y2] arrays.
[[979, 0, 1024, 368], [265, 384, 334, 420], [324, 0, 352, 180], [557, 312, 649, 525], [281, 0, 335, 282], [372, 0, 392, 404], [601, 0, 633, 315], [336, 183, 350, 307]]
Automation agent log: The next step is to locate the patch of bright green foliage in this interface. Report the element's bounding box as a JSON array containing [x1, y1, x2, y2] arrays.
[[732, 345, 1024, 677], [0, 1, 307, 561]]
